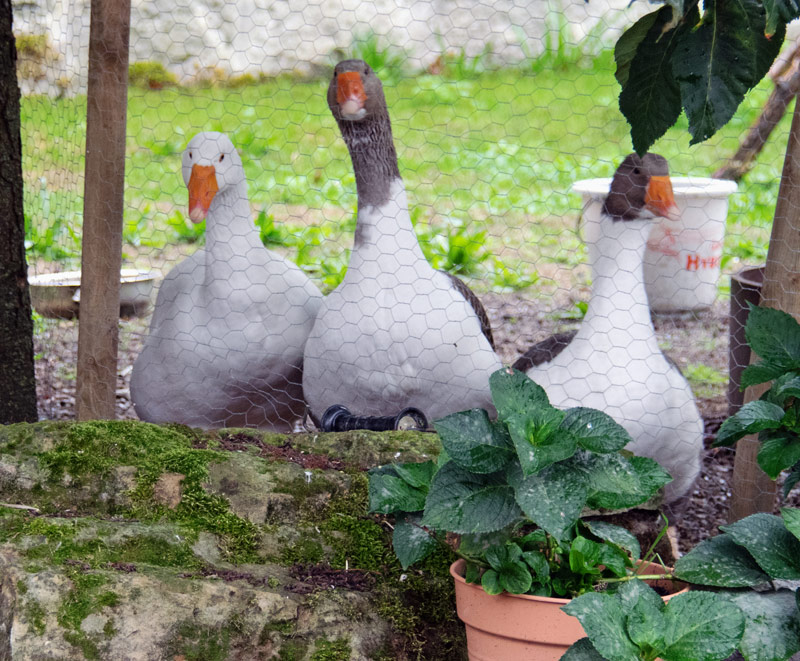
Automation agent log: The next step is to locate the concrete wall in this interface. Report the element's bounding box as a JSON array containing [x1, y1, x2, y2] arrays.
[[12, 0, 648, 95]]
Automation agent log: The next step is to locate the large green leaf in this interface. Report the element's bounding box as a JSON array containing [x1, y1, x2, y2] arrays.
[[512, 460, 588, 540], [392, 513, 437, 569], [392, 461, 437, 489], [782, 507, 800, 541], [674, 534, 770, 587], [745, 305, 800, 372], [489, 367, 549, 422], [730, 591, 800, 661], [617, 5, 689, 154], [713, 400, 785, 447], [562, 593, 640, 661], [422, 462, 521, 534], [783, 463, 800, 497], [569, 536, 629, 578], [629, 456, 674, 499], [721, 513, 800, 579], [614, 9, 661, 89], [763, 0, 798, 35], [560, 407, 632, 454], [561, 638, 608, 661], [506, 408, 574, 476], [433, 408, 514, 474], [457, 528, 515, 559], [583, 520, 641, 560], [368, 465, 429, 514], [767, 373, 800, 405], [582, 453, 669, 510], [484, 544, 533, 594], [661, 592, 744, 660], [757, 431, 800, 479], [741, 362, 791, 389], [673, 0, 776, 145], [620, 580, 667, 652]]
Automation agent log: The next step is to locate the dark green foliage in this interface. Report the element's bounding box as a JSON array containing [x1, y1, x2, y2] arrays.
[[367, 367, 669, 598], [617, 0, 790, 153], [669, 510, 800, 660], [564, 581, 745, 661], [714, 305, 800, 495]]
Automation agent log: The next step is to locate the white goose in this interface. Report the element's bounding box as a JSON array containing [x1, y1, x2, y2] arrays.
[[514, 154, 703, 504], [302, 60, 502, 423], [130, 132, 323, 431]]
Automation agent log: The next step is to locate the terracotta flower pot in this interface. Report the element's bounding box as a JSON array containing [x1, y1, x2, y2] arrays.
[[450, 558, 687, 661]]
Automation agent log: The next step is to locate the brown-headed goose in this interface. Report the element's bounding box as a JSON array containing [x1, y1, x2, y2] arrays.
[[302, 60, 501, 423], [514, 154, 703, 504], [130, 131, 323, 431]]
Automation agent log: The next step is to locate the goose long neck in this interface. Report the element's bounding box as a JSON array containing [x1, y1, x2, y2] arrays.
[[204, 180, 261, 286], [583, 217, 654, 332], [338, 113, 401, 210]]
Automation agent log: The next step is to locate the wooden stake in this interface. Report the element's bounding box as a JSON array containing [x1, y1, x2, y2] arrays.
[[75, 0, 130, 420], [729, 95, 800, 521]]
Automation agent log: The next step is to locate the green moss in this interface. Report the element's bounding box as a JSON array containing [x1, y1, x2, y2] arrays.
[[280, 538, 324, 565], [23, 599, 46, 635], [129, 61, 178, 89], [15, 34, 49, 58], [40, 421, 195, 483], [57, 571, 109, 631], [325, 515, 391, 572], [97, 535, 201, 569], [165, 621, 231, 661], [16, 579, 27, 595], [103, 618, 115, 638], [63, 630, 100, 660], [261, 620, 294, 637], [277, 640, 308, 661], [273, 473, 342, 516], [32, 421, 257, 563], [56, 570, 117, 660], [321, 473, 392, 571], [327, 472, 369, 518], [310, 638, 351, 661]]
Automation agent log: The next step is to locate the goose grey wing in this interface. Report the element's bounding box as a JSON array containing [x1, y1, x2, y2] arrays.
[[441, 271, 495, 350], [512, 331, 577, 372]]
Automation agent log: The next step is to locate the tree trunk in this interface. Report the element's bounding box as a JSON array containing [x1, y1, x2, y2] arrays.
[[0, 0, 37, 423], [728, 96, 800, 521]]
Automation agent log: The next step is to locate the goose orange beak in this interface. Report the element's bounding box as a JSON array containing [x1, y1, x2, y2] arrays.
[[187, 164, 219, 223], [645, 175, 680, 221], [337, 71, 367, 117]]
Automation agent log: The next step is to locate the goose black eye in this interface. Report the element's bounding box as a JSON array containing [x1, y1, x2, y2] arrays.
[[633, 167, 641, 175], [189, 152, 192, 159], [219, 154, 225, 163]]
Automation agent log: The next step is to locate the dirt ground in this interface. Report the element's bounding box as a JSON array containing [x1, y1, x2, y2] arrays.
[[32, 289, 800, 553]]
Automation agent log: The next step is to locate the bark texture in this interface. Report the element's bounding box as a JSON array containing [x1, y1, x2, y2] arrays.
[[0, 0, 37, 423]]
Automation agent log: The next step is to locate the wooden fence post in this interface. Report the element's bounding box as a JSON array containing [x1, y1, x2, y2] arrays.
[[75, 0, 131, 420], [729, 95, 800, 521]]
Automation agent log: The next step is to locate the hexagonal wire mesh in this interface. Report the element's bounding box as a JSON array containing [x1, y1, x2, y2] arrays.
[[13, 0, 800, 548]]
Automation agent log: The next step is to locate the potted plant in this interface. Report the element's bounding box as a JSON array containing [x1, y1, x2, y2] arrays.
[[368, 367, 688, 659], [561, 304, 800, 661]]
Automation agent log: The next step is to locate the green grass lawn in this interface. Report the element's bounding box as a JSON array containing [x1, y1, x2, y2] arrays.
[[20, 50, 787, 294]]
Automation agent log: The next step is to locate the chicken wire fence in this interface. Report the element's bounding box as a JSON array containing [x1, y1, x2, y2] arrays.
[[13, 0, 800, 546]]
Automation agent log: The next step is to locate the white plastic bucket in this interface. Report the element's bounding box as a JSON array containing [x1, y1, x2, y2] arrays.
[[572, 177, 737, 312]]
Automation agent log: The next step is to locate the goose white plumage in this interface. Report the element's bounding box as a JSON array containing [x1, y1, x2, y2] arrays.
[[130, 132, 323, 430], [302, 60, 502, 423], [514, 154, 703, 504]]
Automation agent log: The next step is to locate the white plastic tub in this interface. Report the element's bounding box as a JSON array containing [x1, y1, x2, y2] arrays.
[[572, 177, 738, 312], [29, 269, 158, 318]]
